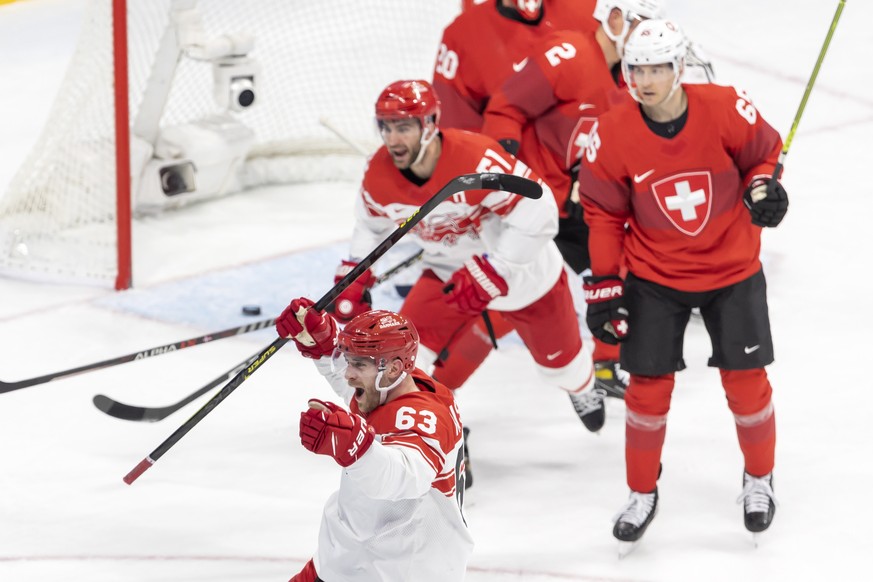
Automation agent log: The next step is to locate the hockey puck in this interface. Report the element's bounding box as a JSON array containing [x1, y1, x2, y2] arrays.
[[242, 305, 262, 316]]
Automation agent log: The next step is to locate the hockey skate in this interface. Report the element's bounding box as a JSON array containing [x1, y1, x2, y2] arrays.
[[737, 471, 776, 545], [568, 386, 607, 432], [613, 489, 658, 558], [462, 426, 473, 490], [593, 360, 628, 399]]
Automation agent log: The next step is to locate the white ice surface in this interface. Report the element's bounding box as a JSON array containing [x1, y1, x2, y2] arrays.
[[1, 1, 872, 581]]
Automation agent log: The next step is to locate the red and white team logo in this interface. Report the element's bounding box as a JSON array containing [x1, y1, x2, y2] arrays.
[[414, 210, 482, 245], [565, 113, 598, 169], [650, 172, 713, 236]]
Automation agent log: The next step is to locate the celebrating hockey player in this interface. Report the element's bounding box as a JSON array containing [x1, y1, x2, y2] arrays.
[[577, 19, 786, 550], [277, 302, 472, 581]]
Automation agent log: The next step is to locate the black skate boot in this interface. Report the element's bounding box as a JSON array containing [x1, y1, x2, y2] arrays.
[[613, 489, 658, 557], [462, 426, 473, 490], [593, 360, 628, 399], [568, 387, 607, 432], [737, 471, 776, 534]]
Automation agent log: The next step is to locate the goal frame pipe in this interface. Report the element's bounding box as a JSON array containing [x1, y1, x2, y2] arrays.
[[113, 0, 132, 290]]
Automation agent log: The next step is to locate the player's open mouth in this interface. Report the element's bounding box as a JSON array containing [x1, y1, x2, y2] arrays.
[[354, 387, 365, 399]]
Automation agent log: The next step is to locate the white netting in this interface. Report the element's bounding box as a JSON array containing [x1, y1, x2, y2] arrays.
[[0, 0, 459, 285]]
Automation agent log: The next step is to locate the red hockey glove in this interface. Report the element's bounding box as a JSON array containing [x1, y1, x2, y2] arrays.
[[299, 399, 375, 467], [444, 255, 509, 315], [743, 178, 788, 228], [583, 275, 628, 345], [276, 297, 338, 359], [327, 260, 376, 323]]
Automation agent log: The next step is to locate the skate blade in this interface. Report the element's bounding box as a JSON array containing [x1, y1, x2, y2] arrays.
[[751, 528, 770, 548], [617, 540, 640, 559]]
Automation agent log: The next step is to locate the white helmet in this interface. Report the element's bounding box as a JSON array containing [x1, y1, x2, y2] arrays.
[[594, 0, 667, 56], [621, 19, 687, 102]]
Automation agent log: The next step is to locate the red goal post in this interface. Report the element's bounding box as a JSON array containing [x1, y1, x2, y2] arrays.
[[0, 0, 459, 289]]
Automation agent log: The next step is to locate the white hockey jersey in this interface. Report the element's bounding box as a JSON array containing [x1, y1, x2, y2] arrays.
[[310, 359, 473, 581], [350, 128, 564, 312]]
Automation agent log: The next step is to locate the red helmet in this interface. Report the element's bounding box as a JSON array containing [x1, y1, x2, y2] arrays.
[[375, 80, 440, 126], [337, 309, 419, 373]]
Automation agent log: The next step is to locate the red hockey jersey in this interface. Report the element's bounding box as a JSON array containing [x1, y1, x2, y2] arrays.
[[433, 1, 555, 131], [546, 0, 599, 34], [577, 83, 783, 291], [482, 29, 629, 213]]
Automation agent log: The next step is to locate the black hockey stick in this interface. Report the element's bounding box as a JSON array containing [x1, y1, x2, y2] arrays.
[[1, 248, 424, 396], [374, 248, 423, 286], [93, 249, 425, 422], [122, 173, 542, 484], [0, 318, 275, 394], [93, 352, 261, 422]]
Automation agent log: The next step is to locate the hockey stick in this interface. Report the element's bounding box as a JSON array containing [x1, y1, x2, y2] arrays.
[[318, 117, 377, 156], [93, 249, 425, 422], [766, 0, 845, 192], [93, 351, 262, 422], [122, 173, 542, 484], [373, 248, 423, 286], [481, 311, 499, 350], [0, 319, 275, 394], [1, 249, 424, 395]]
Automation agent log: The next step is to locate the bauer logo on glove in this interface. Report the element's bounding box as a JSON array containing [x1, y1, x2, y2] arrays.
[[583, 275, 629, 345]]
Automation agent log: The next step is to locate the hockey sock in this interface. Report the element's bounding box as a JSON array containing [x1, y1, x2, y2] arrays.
[[721, 369, 776, 475], [592, 336, 620, 362], [624, 374, 674, 492]]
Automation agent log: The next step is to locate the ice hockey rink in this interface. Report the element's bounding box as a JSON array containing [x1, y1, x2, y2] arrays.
[[1, 0, 871, 580]]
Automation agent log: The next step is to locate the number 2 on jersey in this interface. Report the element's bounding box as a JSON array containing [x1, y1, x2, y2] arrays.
[[545, 42, 576, 66]]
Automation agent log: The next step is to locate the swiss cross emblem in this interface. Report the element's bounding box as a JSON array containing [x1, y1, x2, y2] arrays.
[[565, 115, 598, 169], [650, 172, 712, 236]]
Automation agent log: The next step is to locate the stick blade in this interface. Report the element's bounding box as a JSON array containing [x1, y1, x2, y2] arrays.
[[484, 173, 543, 199], [93, 394, 153, 422]]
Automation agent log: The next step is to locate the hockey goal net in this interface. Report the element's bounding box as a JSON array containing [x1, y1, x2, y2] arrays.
[[0, 0, 459, 289]]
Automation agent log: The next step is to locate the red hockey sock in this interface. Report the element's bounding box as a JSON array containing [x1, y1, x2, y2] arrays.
[[721, 369, 776, 475], [624, 374, 674, 491], [592, 337, 620, 362]]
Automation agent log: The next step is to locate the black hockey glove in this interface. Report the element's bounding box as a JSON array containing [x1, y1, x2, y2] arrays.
[[583, 275, 628, 345], [564, 164, 583, 220], [743, 178, 788, 228]]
